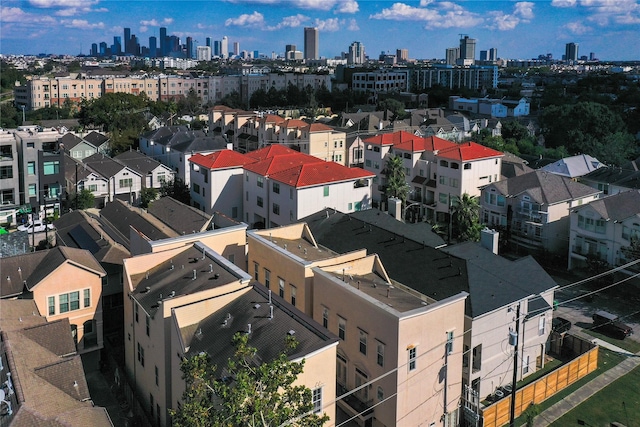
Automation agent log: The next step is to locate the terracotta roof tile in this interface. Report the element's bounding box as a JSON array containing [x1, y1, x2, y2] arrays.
[[245, 144, 298, 161], [394, 135, 456, 152], [437, 141, 503, 161], [189, 150, 255, 170], [244, 152, 319, 176], [280, 119, 308, 129], [363, 131, 419, 146], [304, 123, 334, 132], [270, 162, 374, 188]]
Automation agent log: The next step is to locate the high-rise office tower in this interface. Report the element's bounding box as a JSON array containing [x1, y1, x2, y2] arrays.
[[489, 48, 498, 61], [565, 42, 579, 62], [221, 36, 229, 59], [304, 27, 319, 59], [214, 40, 222, 57], [186, 37, 193, 59], [479, 50, 488, 61], [445, 47, 459, 65], [99, 42, 108, 56], [459, 36, 476, 62], [286, 44, 296, 53], [124, 27, 131, 54], [233, 42, 240, 56], [159, 27, 167, 56], [206, 37, 211, 47], [197, 46, 212, 61], [149, 36, 157, 58], [91, 43, 98, 56], [113, 36, 122, 55], [347, 41, 365, 65], [396, 49, 408, 62]]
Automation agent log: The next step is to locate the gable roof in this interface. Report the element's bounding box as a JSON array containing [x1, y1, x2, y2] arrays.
[[24, 246, 106, 291], [490, 170, 600, 205], [99, 200, 172, 249], [114, 150, 168, 175], [280, 119, 308, 129], [189, 150, 255, 170], [304, 123, 334, 132], [83, 153, 135, 179], [0, 251, 48, 298], [541, 154, 605, 178], [580, 166, 640, 190], [82, 131, 108, 146], [244, 152, 319, 176], [147, 197, 212, 235], [393, 135, 456, 153], [58, 133, 90, 151], [270, 161, 374, 188], [437, 141, 503, 161], [245, 144, 298, 160], [575, 190, 640, 222], [362, 130, 419, 146]]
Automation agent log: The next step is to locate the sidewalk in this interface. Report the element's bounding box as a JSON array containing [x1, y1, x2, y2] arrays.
[[532, 350, 640, 426]]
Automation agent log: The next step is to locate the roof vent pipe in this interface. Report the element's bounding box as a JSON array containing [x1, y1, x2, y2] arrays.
[[209, 264, 213, 273], [268, 290, 272, 304], [247, 323, 252, 334], [269, 306, 274, 319], [192, 269, 197, 280]]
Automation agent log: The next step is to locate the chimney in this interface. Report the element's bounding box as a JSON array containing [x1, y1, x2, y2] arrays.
[[480, 227, 499, 255], [388, 197, 402, 221]]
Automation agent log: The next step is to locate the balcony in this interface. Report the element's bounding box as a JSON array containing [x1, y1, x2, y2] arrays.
[[336, 383, 374, 421], [516, 208, 544, 223]]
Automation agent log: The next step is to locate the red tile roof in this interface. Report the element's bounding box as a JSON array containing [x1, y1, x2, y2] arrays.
[[260, 114, 285, 124], [304, 123, 334, 132], [363, 131, 420, 146], [437, 142, 504, 161], [270, 162, 375, 188], [280, 119, 308, 129], [394, 135, 456, 153], [244, 152, 319, 176], [245, 144, 298, 160], [189, 150, 255, 170]]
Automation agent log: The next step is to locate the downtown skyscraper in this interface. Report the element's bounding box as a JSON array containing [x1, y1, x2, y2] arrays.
[[304, 27, 319, 60]]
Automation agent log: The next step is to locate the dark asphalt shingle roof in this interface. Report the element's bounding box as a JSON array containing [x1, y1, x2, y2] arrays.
[[100, 200, 171, 248], [147, 197, 212, 235], [114, 150, 167, 175], [82, 131, 109, 146], [83, 153, 134, 179], [490, 170, 600, 205], [25, 246, 106, 291], [580, 166, 640, 190], [575, 189, 640, 222], [183, 285, 338, 376]]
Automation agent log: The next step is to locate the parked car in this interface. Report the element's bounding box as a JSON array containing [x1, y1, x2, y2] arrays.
[[592, 311, 633, 339], [17, 220, 55, 233], [552, 317, 572, 333]]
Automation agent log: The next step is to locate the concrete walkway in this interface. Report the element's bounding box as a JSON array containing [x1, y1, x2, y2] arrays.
[[532, 349, 640, 426]]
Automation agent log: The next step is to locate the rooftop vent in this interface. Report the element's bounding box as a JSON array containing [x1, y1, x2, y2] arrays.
[[254, 304, 261, 309], [195, 328, 203, 340], [287, 330, 296, 336]]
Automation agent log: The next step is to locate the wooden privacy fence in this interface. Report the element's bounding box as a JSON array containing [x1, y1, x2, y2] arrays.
[[481, 335, 598, 427]]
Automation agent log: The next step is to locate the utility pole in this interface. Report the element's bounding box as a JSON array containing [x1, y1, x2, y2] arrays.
[[509, 303, 521, 427]]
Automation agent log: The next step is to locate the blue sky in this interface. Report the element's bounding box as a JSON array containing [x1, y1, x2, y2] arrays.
[[1, 0, 639, 60]]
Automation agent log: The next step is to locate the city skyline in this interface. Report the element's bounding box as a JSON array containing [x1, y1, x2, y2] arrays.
[[2, 0, 640, 61]]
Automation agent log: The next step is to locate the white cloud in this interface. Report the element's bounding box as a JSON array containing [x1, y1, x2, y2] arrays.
[[60, 19, 105, 29], [370, 2, 483, 28], [140, 18, 174, 27], [1, 6, 56, 23], [551, 0, 577, 6], [314, 17, 341, 31], [485, 2, 535, 31], [225, 11, 265, 27], [266, 14, 309, 30], [565, 20, 592, 34], [336, 0, 359, 14], [139, 25, 148, 33], [347, 18, 359, 31], [29, 0, 99, 7], [515, 2, 535, 20]]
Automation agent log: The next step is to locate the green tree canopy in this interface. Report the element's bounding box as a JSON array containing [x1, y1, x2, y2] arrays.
[[72, 189, 95, 210], [384, 155, 409, 203], [139, 187, 158, 209], [171, 332, 328, 427], [377, 98, 407, 120], [160, 178, 190, 205], [77, 92, 149, 132], [451, 193, 482, 242]]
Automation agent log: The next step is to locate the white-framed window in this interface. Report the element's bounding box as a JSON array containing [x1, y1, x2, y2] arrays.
[[359, 329, 367, 355], [279, 278, 285, 297], [376, 341, 385, 367], [446, 331, 454, 355], [322, 306, 329, 328], [253, 262, 259, 281], [338, 316, 346, 340], [337, 354, 347, 385], [312, 387, 322, 414], [377, 386, 384, 401], [538, 315, 545, 336], [264, 269, 270, 288], [290, 284, 296, 306], [408, 346, 417, 371], [48, 296, 55, 315]]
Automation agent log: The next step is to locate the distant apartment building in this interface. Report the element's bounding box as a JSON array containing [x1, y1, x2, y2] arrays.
[[352, 69, 409, 93], [348, 41, 366, 65], [449, 96, 531, 117], [410, 64, 499, 90]]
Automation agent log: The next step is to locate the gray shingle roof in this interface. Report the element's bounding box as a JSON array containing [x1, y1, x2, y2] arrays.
[[82, 131, 108, 146], [83, 153, 132, 179], [147, 197, 212, 235], [99, 200, 171, 248], [576, 190, 640, 222], [581, 166, 640, 190], [540, 154, 604, 178], [25, 246, 105, 291], [114, 150, 166, 176], [490, 170, 600, 205], [183, 285, 338, 377]]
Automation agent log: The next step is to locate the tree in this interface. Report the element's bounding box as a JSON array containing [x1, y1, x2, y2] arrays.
[[170, 332, 328, 427], [77, 92, 148, 132], [0, 103, 19, 128], [139, 187, 158, 208], [178, 88, 202, 116], [377, 98, 406, 120], [621, 236, 640, 264], [160, 178, 190, 205], [451, 193, 482, 242], [72, 189, 95, 210], [384, 155, 409, 203]]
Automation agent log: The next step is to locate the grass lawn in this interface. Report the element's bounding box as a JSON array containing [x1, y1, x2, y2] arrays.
[[583, 329, 640, 354], [511, 348, 627, 426], [549, 364, 640, 426]]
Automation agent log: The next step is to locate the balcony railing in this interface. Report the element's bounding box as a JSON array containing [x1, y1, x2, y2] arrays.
[[572, 245, 607, 259], [336, 383, 374, 419]]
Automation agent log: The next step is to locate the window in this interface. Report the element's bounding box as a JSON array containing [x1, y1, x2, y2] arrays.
[[337, 354, 347, 384], [155, 365, 159, 386], [150, 394, 154, 419], [43, 160, 60, 175], [312, 387, 322, 414], [27, 161, 35, 175], [359, 329, 367, 355], [279, 278, 285, 297], [449, 178, 459, 188], [273, 182, 280, 193], [439, 160, 449, 167], [257, 196, 263, 207], [538, 315, 545, 336], [192, 182, 200, 193], [322, 307, 329, 328], [135, 302, 139, 322], [355, 368, 369, 401], [264, 269, 270, 288], [246, 172, 249, 181], [137, 342, 145, 366], [323, 186, 329, 197], [146, 315, 150, 336], [201, 169, 208, 183], [257, 176, 264, 188], [232, 206, 238, 218], [290, 284, 296, 306], [338, 317, 346, 340], [253, 262, 259, 281], [446, 331, 454, 355], [463, 344, 470, 367], [365, 159, 372, 167], [408, 347, 417, 371], [84, 289, 90, 307], [58, 291, 80, 313], [439, 193, 449, 204], [464, 163, 471, 170], [289, 188, 294, 199], [439, 175, 446, 185], [48, 296, 55, 315], [28, 184, 37, 197], [377, 341, 385, 367], [119, 178, 133, 189], [377, 386, 384, 401], [523, 355, 530, 374], [472, 344, 482, 372], [272, 203, 280, 215]]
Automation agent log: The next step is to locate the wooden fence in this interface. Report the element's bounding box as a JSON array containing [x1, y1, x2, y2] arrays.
[[481, 335, 598, 427]]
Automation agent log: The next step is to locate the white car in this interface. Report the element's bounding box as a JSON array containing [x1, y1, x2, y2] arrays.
[[17, 221, 55, 233]]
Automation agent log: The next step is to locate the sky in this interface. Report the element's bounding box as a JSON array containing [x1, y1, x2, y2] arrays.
[[1, 0, 640, 61]]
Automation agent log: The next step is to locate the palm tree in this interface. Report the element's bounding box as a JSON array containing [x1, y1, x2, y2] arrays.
[[384, 154, 409, 203], [451, 193, 482, 242]]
